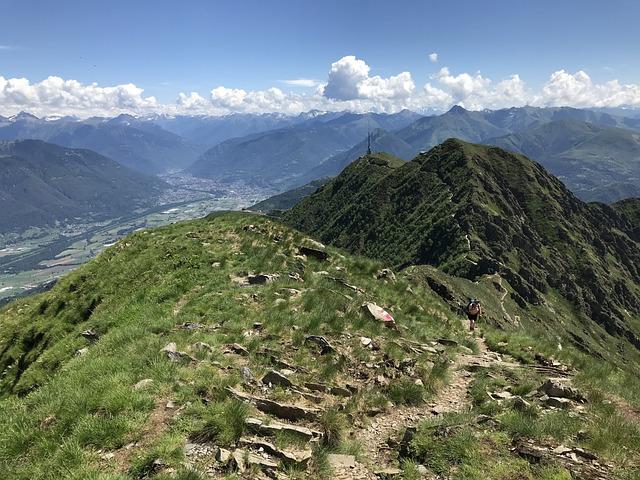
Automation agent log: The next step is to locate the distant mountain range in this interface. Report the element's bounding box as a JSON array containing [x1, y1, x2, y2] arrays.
[[186, 110, 421, 188], [487, 119, 640, 202], [184, 105, 640, 202], [0, 140, 165, 232], [150, 110, 345, 149], [2, 106, 640, 203], [284, 140, 640, 349], [0, 113, 200, 174]]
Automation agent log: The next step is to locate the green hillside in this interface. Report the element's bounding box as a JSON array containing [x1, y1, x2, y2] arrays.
[[284, 140, 640, 353], [248, 178, 329, 214], [487, 120, 640, 202], [0, 212, 639, 479], [0, 140, 166, 233]]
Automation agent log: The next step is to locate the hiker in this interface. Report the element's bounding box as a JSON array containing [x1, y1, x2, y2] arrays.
[[467, 298, 482, 331]]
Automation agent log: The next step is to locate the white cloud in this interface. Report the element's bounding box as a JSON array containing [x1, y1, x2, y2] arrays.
[[281, 78, 319, 87], [534, 69, 640, 108], [0, 75, 157, 117], [322, 55, 370, 100], [428, 52, 438, 63], [322, 55, 415, 101], [434, 67, 492, 103], [2, 58, 640, 118]]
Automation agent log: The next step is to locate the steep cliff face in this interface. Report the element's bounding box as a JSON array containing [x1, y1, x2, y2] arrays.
[[285, 139, 640, 348]]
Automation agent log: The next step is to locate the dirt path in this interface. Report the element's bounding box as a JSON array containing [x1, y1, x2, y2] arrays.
[[492, 273, 514, 324], [344, 334, 518, 478]]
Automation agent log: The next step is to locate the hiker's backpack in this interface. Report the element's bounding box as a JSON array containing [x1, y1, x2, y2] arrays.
[[468, 301, 480, 315]]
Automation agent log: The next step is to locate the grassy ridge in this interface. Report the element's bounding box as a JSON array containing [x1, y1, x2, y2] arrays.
[[0, 212, 458, 479], [284, 140, 640, 356]]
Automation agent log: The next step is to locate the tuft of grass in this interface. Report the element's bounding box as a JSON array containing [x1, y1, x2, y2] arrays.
[[399, 459, 422, 479], [387, 378, 425, 406], [308, 445, 332, 479], [318, 409, 346, 448], [412, 423, 476, 475], [423, 355, 450, 395], [173, 469, 207, 480], [190, 399, 249, 445]]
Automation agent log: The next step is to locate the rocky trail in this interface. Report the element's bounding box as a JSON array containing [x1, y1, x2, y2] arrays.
[[162, 312, 612, 479], [339, 334, 520, 479]]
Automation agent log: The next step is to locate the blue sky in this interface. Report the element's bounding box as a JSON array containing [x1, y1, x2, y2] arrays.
[[1, 0, 639, 116]]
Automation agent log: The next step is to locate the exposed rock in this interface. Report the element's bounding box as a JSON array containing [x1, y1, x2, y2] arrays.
[[545, 396, 573, 409], [190, 342, 213, 353], [361, 302, 396, 328], [492, 391, 513, 400], [329, 385, 352, 397], [398, 426, 417, 458], [360, 337, 372, 347], [305, 382, 329, 393], [288, 272, 304, 282], [328, 454, 356, 468], [437, 338, 459, 347], [248, 273, 280, 285], [552, 445, 573, 455], [176, 322, 203, 330], [262, 370, 294, 388], [231, 449, 247, 472], [514, 441, 546, 464], [227, 387, 321, 421], [299, 245, 329, 261], [513, 396, 531, 411], [376, 268, 396, 281], [216, 447, 232, 464], [133, 378, 154, 390], [76, 347, 89, 356], [239, 437, 312, 467], [245, 417, 321, 441], [304, 335, 336, 354], [268, 355, 306, 372], [160, 343, 196, 363], [81, 329, 100, 342], [538, 379, 584, 402], [573, 447, 597, 461], [232, 273, 280, 286], [224, 343, 249, 356]]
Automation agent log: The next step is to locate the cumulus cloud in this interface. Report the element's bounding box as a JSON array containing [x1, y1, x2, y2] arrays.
[[428, 52, 438, 63], [2, 58, 640, 118], [534, 70, 640, 108], [0, 75, 157, 117], [322, 55, 415, 101]]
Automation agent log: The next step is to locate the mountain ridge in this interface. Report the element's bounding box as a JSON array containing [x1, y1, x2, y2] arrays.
[[0, 139, 165, 232], [284, 139, 640, 350]]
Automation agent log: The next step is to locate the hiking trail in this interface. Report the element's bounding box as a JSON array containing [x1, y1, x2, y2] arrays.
[[334, 333, 520, 478]]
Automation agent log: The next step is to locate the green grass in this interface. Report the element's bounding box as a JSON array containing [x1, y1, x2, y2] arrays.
[[387, 378, 426, 406], [1, 211, 640, 478], [318, 409, 346, 448]]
